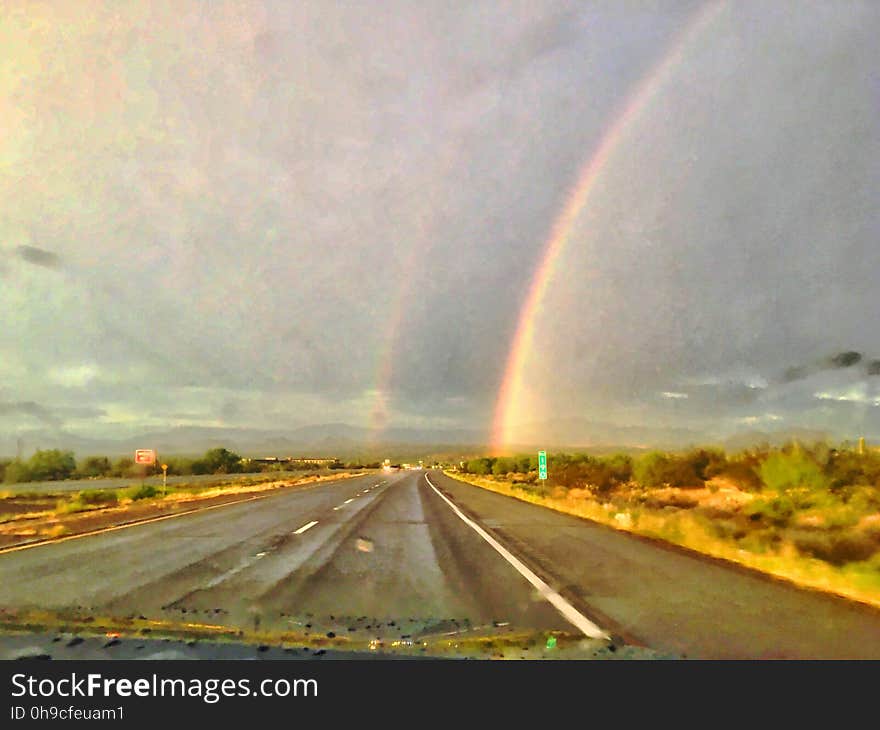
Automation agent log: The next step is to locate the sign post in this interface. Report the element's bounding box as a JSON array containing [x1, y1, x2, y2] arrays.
[[134, 450, 157, 490], [538, 450, 547, 486], [161, 463, 168, 495]]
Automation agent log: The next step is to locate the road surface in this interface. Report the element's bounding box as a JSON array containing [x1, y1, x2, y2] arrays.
[[2, 469, 880, 658]]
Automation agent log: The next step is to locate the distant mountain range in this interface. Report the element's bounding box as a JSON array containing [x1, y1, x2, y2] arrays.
[[0, 423, 488, 459], [0, 420, 841, 459]]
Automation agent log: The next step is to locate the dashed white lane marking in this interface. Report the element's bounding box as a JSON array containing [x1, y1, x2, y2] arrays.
[[294, 520, 318, 535], [344, 498, 355, 504], [0, 472, 372, 556], [424, 473, 609, 640]]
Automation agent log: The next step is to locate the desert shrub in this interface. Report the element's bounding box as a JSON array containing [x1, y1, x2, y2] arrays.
[[713, 459, 763, 492], [745, 496, 798, 527], [708, 518, 747, 541], [111, 457, 137, 478], [759, 450, 829, 495], [737, 529, 779, 554], [163, 457, 197, 475], [465, 458, 494, 475], [789, 529, 879, 566], [826, 451, 880, 491], [123, 484, 159, 501], [634, 452, 702, 489], [75, 456, 112, 478], [25, 450, 76, 481], [55, 499, 91, 514], [492, 457, 519, 476], [76, 489, 119, 506], [3, 461, 32, 484], [604, 453, 634, 482], [683, 448, 727, 481]]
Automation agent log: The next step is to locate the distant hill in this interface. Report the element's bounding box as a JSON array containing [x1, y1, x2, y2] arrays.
[[721, 427, 833, 452], [501, 418, 707, 451], [0, 421, 850, 460], [0, 424, 488, 460]]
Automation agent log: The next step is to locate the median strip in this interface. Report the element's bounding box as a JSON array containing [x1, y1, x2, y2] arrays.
[[425, 473, 609, 640], [0, 472, 370, 555], [0, 494, 268, 556]]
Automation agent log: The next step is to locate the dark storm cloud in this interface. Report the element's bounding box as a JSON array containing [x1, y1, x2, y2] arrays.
[[781, 352, 865, 383], [0, 402, 60, 428], [0, 402, 105, 428], [15, 246, 61, 270]]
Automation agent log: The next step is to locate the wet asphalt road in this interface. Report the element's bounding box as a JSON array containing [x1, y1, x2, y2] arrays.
[[3, 469, 880, 657]]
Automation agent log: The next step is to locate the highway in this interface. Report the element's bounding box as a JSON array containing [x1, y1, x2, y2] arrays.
[[2, 469, 880, 658]]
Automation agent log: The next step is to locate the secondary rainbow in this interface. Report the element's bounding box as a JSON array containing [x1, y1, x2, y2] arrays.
[[490, 1, 727, 452]]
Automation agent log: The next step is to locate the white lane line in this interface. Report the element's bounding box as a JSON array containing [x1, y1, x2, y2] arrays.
[[424, 474, 609, 640], [294, 520, 318, 535], [344, 498, 355, 504], [333, 506, 343, 511]]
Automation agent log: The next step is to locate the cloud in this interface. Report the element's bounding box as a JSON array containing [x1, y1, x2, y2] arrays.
[[781, 352, 864, 383], [0, 402, 106, 428], [2, 2, 879, 445], [15, 246, 61, 270], [48, 365, 100, 388], [736, 413, 783, 425]]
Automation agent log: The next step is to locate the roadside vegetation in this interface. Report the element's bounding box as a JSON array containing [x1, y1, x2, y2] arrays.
[[451, 442, 880, 607], [0, 447, 371, 485]]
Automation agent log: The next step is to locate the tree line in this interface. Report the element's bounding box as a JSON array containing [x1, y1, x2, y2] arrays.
[[0, 448, 362, 484], [461, 442, 880, 494]]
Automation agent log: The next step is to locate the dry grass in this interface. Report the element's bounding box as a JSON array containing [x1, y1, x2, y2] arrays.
[[446, 471, 880, 609]]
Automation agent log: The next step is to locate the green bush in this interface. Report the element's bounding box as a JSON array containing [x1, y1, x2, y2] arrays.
[[465, 458, 494, 475], [56, 499, 91, 514], [124, 484, 159, 501], [826, 451, 880, 491], [713, 459, 763, 492], [684, 448, 727, 481], [200, 448, 244, 474], [112, 457, 136, 478], [76, 489, 119, 506], [634, 452, 702, 488], [759, 451, 829, 495], [492, 456, 520, 476], [26, 450, 76, 481], [3, 460, 32, 484], [789, 529, 878, 566], [75, 456, 112, 478], [745, 496, 797, 527]]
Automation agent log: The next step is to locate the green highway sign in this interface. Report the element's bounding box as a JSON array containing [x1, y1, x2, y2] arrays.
[[538, 450, 547, 480]]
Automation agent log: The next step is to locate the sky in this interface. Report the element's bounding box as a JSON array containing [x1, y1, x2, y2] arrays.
[[2, 0, 880, 451]]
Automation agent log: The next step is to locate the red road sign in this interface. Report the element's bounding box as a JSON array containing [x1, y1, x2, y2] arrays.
[[134, 449, 157, 465]]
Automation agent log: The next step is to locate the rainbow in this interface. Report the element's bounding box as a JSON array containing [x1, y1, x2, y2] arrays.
[[490, 1, 727, 452], [367, 138, 468, 441]]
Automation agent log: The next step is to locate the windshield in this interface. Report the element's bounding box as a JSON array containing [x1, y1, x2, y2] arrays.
[[3, 0, 880, 664]]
